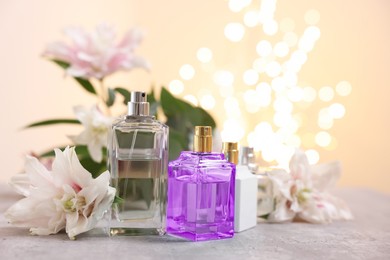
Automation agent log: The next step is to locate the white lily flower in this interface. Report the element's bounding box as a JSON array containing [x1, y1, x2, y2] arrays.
[[4, 147, 116, 239], [70, 105, 113, 162], [8, 173, 30, 197], [266, 149, 353, 224]]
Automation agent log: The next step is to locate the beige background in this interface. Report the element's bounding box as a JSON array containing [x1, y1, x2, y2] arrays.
[[0, 0, 389, 193]]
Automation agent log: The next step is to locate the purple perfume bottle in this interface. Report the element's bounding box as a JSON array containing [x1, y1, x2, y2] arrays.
[[167, 126, 235, 241]]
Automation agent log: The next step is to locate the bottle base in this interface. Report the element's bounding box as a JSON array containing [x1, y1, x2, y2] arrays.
[[166, 229, 234, 242], [110, 227, 165, 236], [166, 221, 234, 242]]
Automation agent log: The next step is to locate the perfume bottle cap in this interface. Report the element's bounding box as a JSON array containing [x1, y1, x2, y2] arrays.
[[240, 146, 254, 165], [128, 91, 150, 116], [193, 126, 212, 152], [240, 146, 258, 172], [222, 142, 238, 164]]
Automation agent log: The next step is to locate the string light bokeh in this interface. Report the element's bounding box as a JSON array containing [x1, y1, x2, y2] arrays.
[[168, 0, 352, 168]]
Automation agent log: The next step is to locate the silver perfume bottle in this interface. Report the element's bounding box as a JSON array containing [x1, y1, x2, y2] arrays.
[[108, 91, 169, 236], [240, 147, 274, 218]]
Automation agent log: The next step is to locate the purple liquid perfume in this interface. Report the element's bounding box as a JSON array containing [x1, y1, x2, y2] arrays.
[[167, 126, 235, 241]]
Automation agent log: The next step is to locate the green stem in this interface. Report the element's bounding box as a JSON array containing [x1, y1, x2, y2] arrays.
[[98, 78, 111, 116]]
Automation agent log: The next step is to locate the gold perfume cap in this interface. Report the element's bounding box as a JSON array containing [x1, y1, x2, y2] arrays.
[[222, 142, 238, 164], [193, 126, 212, 152]]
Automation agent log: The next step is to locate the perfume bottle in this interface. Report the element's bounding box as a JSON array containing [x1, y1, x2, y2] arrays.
[[108, 91, 168, 236], [222, 143, 257, 232], [167, 126, 235, 241], [255, 167, 279, 218], [241, 147, 274, 218]]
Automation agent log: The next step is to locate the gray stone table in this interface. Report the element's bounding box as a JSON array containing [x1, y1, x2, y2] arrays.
[[0, 183, 389, 260]]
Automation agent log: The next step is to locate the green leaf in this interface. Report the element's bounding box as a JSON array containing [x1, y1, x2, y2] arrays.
[[159, 86, 217, 159], [106, 88, 116, 107], [160, 86, 216, 129], [168, 130, 187, 160], [25, 119, 80, 129], [113, 195, 124, 204], [74, 145, 91, 158], [115, 87, 131, 105], [170, 129, 187, 148], [160, 87, 190, 131], [39, 145, 89, 158], [76, 146, 107, 178], [79, 157, 107, 178], [51, 59, 97, 95], [160, 87, 184, 117], [52, 59, 70, 69], [259, 213, 270, 219], [188, 107, 216, 128], [147, 89, 159, 117], [74, 77, 96, 95]]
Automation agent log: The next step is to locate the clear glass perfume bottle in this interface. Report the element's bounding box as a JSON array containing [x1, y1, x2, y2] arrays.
[[240, 147, 274, 218], [255, 167, 280, 218], [108, 91, 168, 236], [223, 143, 257, 232], [167, 126, 235, 241]]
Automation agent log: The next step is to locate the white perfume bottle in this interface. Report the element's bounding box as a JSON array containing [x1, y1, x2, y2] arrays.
[[108, 91, 169, 236], [223, 142, 257, 232]]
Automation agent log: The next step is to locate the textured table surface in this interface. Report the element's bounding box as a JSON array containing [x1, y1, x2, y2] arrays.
[[0, 184, 389, 260]]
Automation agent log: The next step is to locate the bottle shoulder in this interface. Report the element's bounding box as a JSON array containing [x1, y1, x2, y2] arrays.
[[236, 165, 257, 180], [113, 115, 168, 131], [169, 151, 235, 169]]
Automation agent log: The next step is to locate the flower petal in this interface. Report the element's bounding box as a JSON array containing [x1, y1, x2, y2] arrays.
[[87, 140, 103, 163], [127, 55, 151, 71], [73, 105, 88, 123], [8, 173, 30, 197], [5, 197, 61, 232], [25, 155, 52, 186], [66, 66, 90, 78], [298, 192, 353, 224], [267, 169, 293, 200], [67, 147, 93, 188], [267, 197, 295, 222], [51, 147, 73, 187], [66, 172, 115, 238], [117, 28, 143, 49], [80, 171, 110, 208], [310, 161, 341, 192], [42, 42, 73, 62], [63, 27, 89, 49]]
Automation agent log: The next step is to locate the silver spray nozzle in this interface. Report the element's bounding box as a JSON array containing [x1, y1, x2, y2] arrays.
[[128, 91, 150, 116]]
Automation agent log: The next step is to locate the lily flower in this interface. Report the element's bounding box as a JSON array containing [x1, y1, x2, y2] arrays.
[[70, 105, 113, 162], [266, 150, 353, 224], [43, 23, 150, 79], [4, 147, 116, 239]]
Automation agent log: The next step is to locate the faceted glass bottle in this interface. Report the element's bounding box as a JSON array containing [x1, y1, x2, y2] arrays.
[[167, 126, 235, 241], [108, 91, 168, 236], [255, 168, 276, 217], [241, 147, 274, 218]]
